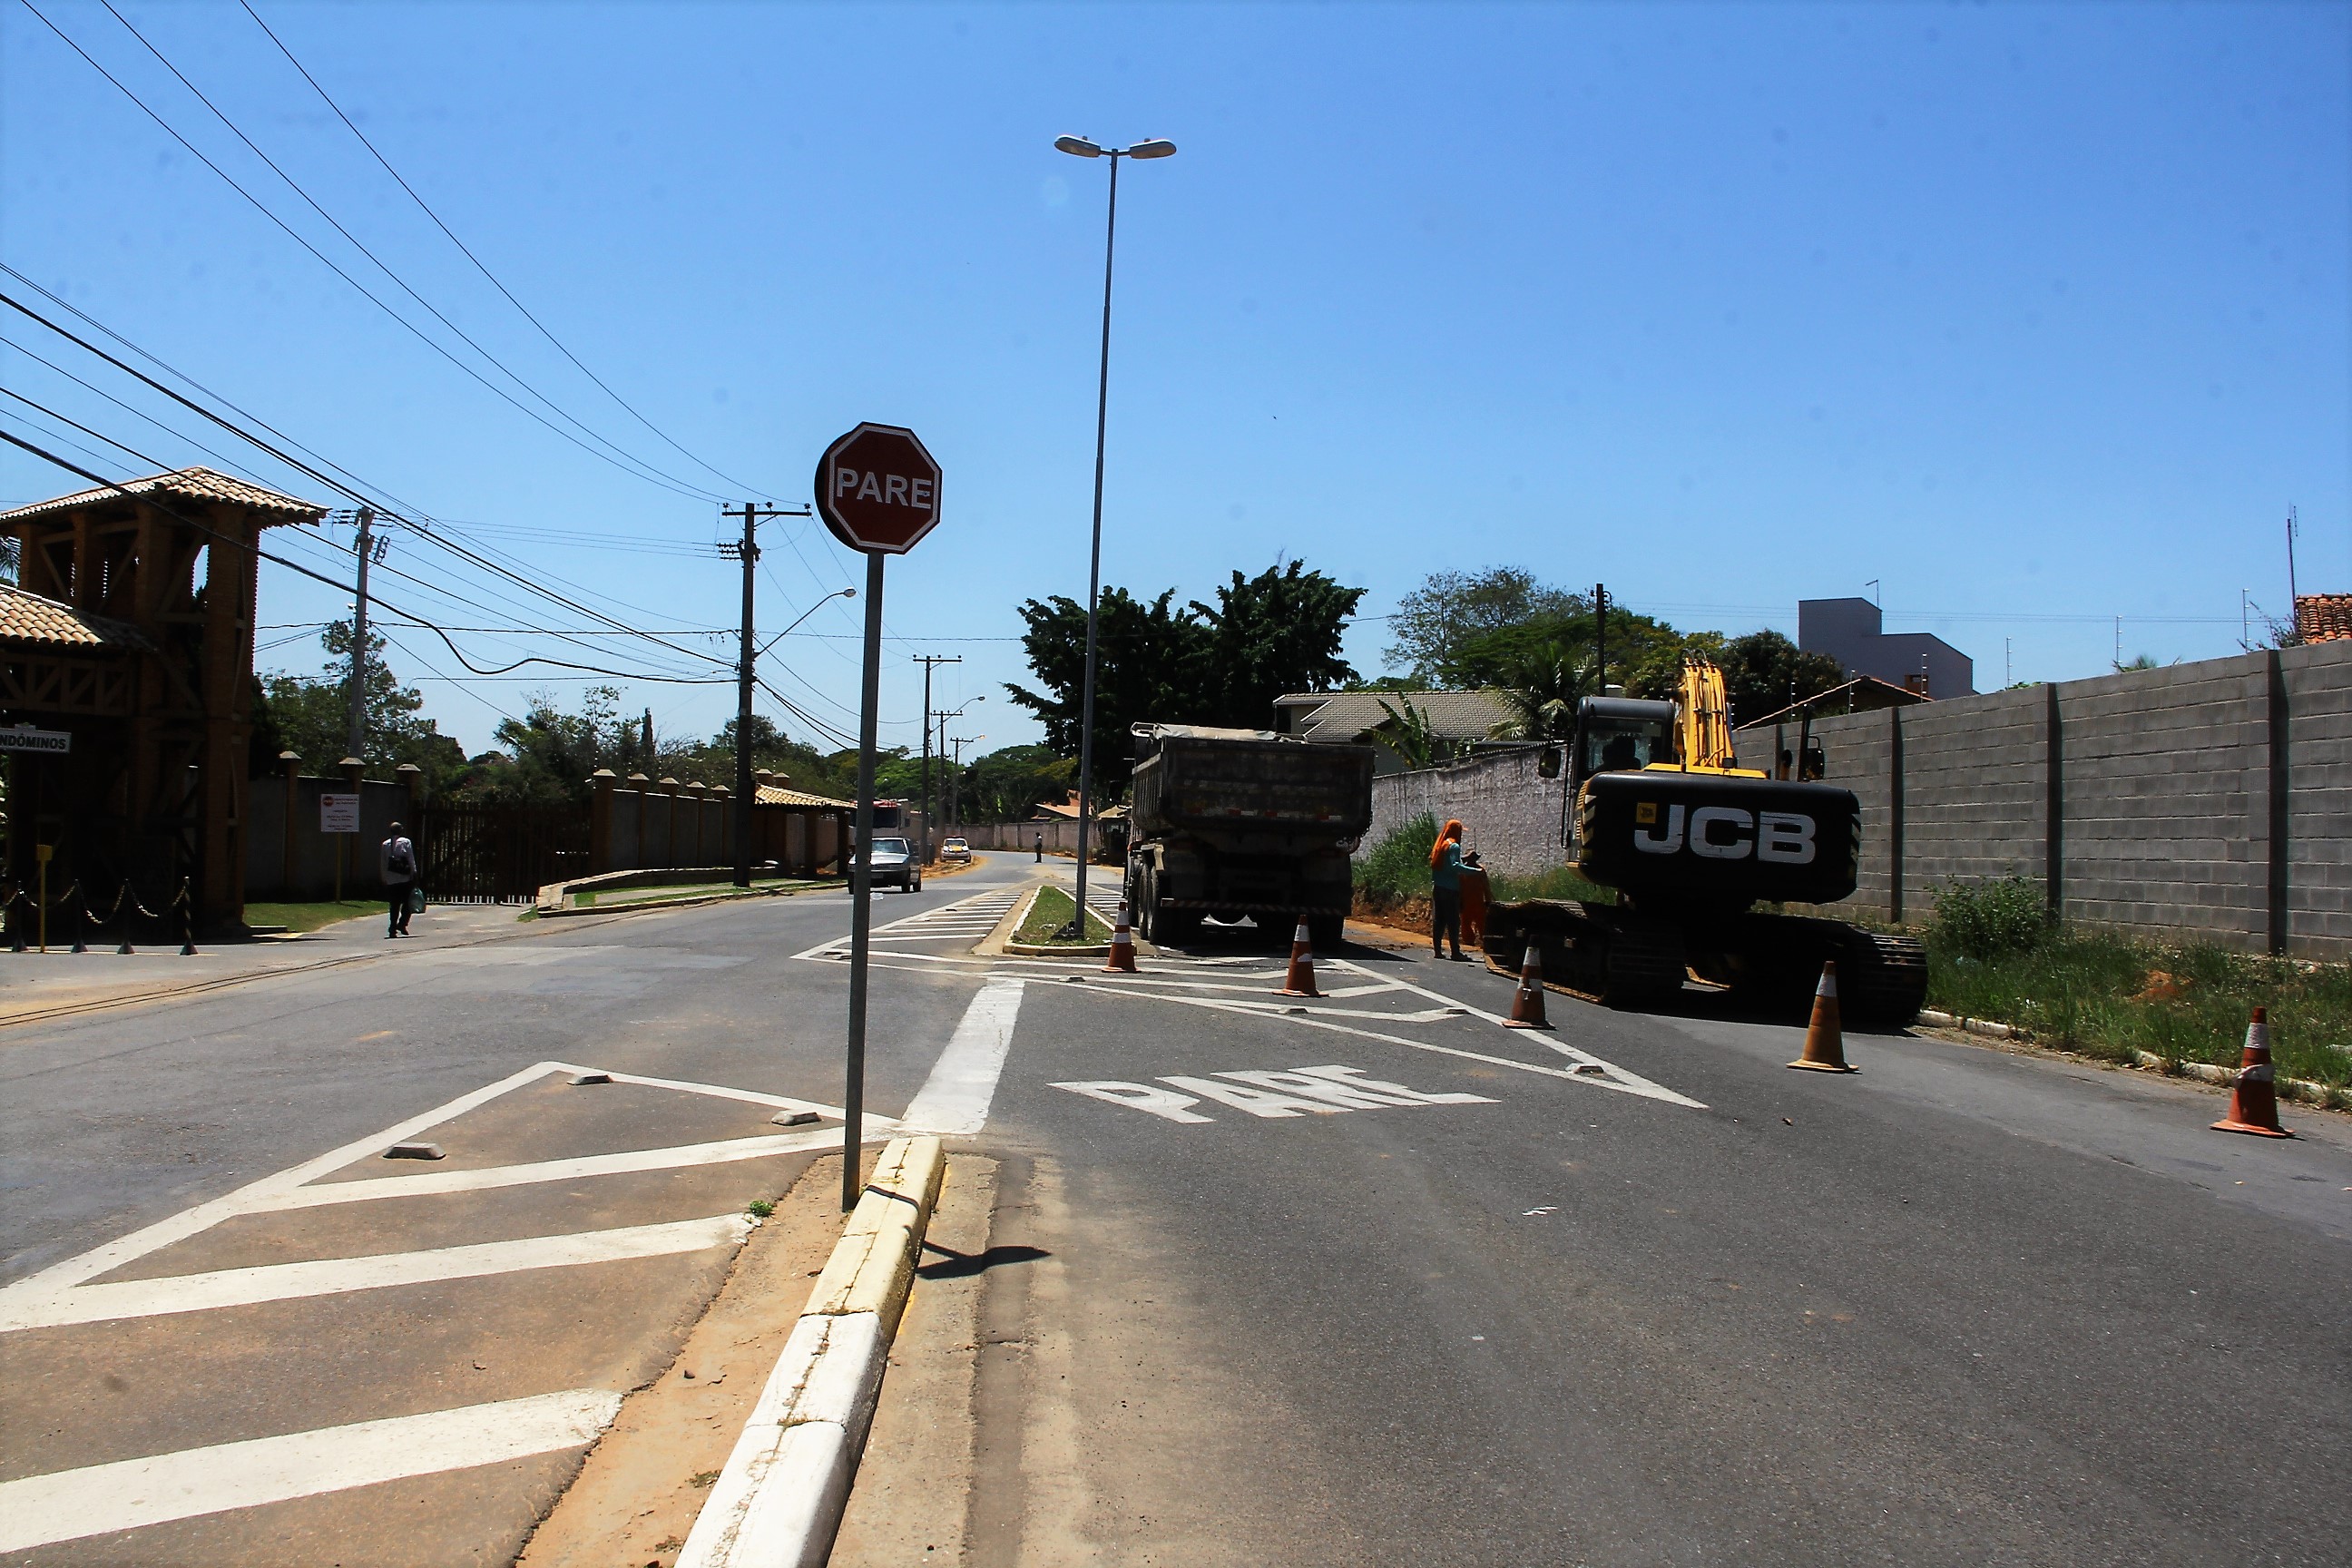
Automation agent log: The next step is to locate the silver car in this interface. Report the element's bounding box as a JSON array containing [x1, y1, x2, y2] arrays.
[[858, 835, 923, 893]]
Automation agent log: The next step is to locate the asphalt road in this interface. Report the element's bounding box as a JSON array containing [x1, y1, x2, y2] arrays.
[[0, 864, 1029, 1565], [5, 858, 2348, 1565], [860, 896, 2352, 1568]]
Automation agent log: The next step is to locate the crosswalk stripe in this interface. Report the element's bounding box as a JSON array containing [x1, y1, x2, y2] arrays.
[[2, 1213, 753, 1333], [0, 1388, 625, 1552]]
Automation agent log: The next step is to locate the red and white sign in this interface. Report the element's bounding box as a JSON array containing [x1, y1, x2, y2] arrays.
[[814, 423, 943, 554]]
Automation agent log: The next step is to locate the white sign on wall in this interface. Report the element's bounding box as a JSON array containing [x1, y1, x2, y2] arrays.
[[0, 725, 70, 755], [318, 793, 361, 834]]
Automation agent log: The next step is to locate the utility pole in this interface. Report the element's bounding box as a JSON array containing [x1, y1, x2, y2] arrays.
[[346, 507, 376, 763], [911, 654, 961, 864], [949, 733, 980, 828], [1593, 582, 1609, 695], [720, 503, 804, 887]]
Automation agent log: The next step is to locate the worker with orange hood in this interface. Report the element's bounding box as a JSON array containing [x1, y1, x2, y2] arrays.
[[1429, 818, 1471, 961]]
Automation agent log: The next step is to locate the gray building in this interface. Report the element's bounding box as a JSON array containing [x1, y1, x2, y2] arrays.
[[1799, 597, 1975, 698]]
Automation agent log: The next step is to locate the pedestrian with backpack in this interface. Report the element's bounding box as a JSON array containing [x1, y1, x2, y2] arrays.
[[380, 821, 417, 937]]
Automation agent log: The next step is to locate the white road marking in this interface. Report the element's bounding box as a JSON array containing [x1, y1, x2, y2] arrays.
[[898, 978, 1027, 1136], [250, 1126, 865, 1211], [1047, 981, 1707, 1108], [1053, 1064, 1499, 1124], [0, 1059, 564, 1309], [0, 1388, 625, 1553], [551, 1062, 855, 1120], [1051, 1081, 1216, 1122], [3, 1213, 752, 1332]]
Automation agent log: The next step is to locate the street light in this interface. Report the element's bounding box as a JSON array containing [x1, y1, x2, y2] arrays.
[[1054, 132, 1177, 936], [927, 695, 983, 852], [756, 585, 857, 659]]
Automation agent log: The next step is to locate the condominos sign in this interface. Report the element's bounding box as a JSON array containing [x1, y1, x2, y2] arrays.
[[813, 423, 944, 554]]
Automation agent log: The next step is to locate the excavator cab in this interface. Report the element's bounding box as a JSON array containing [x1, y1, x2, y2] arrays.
[[1569, 698, 1676, 794]]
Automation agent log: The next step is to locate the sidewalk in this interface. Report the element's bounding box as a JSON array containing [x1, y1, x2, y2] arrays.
[[0, 900, 525, 1031]]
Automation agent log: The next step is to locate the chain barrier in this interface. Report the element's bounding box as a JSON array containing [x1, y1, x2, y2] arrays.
[[1, 874, 198, 956]]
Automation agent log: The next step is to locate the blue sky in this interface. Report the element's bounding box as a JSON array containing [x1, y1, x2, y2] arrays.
[[4, 1, 2346, 759]]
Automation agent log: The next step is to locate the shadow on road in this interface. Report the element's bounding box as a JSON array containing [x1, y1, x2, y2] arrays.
[[917, 1241, 1051, 1280]]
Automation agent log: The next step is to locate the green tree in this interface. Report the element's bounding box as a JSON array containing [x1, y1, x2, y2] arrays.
[[956, 743, 1076, 822], [1482, 638, 1596, 743], [1192, 561, 1364, 723], [1706, 631, 1847, 725], [1005, 587, 1213, 790], [1006, 560, 1367, 790], [456, 685, 626, 806], [1384, 567, 1584, 680], [254, 619, 466, 790]]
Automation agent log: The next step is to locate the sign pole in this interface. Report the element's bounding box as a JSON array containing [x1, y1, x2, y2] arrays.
[[843, 549, 887, 1212]]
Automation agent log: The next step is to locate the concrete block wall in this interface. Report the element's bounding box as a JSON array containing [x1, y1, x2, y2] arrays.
[[1365, 747, 1570, 878], [2288, 646, 2352, 952], [1733, 640, 2351, 958]]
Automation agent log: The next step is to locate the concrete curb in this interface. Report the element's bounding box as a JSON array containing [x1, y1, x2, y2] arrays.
[[1914, 1008, 2345, 1107], [997, 883, 1114, 959], [676, 1136, 946, 1568], [531, 882, 828, 920]]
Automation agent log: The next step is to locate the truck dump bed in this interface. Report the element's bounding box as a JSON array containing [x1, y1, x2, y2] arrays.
[[1129, 730, 1374, 840]]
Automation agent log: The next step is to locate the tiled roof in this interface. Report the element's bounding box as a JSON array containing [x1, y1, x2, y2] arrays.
[[0, 466, 328, 525], [2297, 594, 2352, 643], [1276, 690, 1514, 744], [0, 583, 153, 651], [755, 781, 855, 808]]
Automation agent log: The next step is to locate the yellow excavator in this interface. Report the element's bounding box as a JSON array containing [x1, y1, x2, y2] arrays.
[[1481, 660, 1927, 1024]]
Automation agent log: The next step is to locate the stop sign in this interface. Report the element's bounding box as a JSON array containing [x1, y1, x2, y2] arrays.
[[814, 423, 943, 554]]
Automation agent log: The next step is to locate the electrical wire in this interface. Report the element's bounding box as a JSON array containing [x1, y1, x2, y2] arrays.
[[0, 289, 739, 671], [235, 0, 780, 502], [23, 0, 727, 505], [0, 426, 729, 685]]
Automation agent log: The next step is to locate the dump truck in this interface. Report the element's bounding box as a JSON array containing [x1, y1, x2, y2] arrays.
[[1123, 723, 1376, 948], [1481, 662, 1928, 1025]]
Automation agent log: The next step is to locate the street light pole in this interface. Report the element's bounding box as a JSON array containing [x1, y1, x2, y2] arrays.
[[1054, 133, 1175, 936], [912, 654, 961, 864], [721, 502, 808, 887]]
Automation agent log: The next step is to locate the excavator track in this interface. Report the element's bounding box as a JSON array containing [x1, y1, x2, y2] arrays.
[[1481, 900, 1687, 1009]]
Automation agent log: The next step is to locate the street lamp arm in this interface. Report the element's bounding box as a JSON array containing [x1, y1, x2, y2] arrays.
[[757, 586, 858, 659]]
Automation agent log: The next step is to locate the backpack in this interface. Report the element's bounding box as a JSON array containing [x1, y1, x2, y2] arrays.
[[387, 839, 414, 877]]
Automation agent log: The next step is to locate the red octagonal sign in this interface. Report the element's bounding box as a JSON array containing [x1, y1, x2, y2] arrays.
[[814, 423, 943, 555]]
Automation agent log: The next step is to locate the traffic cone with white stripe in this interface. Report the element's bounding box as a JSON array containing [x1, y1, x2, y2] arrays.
[[2211, 1006, 2293, 1139], [1504, 945, 1551, 1029], [1102, 900, 1139, 973], [1786, 961, 1857, 1072], [1278, 920, 1321, 998]]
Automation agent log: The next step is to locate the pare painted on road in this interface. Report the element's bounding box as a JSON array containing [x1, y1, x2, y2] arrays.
[[1052, 1063, 1496, 1124]]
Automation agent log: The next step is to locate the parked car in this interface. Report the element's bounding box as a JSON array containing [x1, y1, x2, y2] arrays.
[[856, 835, 923, 893], [939, 837, 972, 862]]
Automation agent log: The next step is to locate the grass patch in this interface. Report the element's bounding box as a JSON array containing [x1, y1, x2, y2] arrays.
[[242, 899, 381, 935], [1926, 926, 2350, 1092], [1352, 815, 1612, 935], [1489, 864, 1614, 905], [1014, 886, 1111, 946], [745, 1198, 775, 1219]]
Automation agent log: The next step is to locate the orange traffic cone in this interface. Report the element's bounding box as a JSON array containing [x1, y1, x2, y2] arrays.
[[1278, 920, 1321, 998], [1504, 945, 1551, 1029], [2211, 1006, 2293, 1139], [1787, 961, 1857, 1072], [1102, 900, 1139, 973]]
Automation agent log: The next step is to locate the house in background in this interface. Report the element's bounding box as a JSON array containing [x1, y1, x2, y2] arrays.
[[1271, 690, 1514, 774], [1799, 597, 1975, 698]]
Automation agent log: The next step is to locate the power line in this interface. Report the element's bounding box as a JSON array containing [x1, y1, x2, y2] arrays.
[[23, 0, 727, 505], [0, 289, 739, 672], [0, 426, 729, 686], [235, 0, 779, 502]]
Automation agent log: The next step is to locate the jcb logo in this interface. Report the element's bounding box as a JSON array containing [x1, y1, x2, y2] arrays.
[[1632, 804, 1816, 864]]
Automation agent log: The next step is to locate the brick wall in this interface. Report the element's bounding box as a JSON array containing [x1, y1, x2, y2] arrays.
[[1369, 640, 2351, 958]]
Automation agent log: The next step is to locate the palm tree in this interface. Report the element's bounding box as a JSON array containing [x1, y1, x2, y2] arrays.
[[1485, 641, 1594, 743]]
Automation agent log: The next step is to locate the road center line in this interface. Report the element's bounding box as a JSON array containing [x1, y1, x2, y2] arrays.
[[897, 977, 1027, 1136], [0, 1388, 625, 1553], [2, 1213, 753, 1333]]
